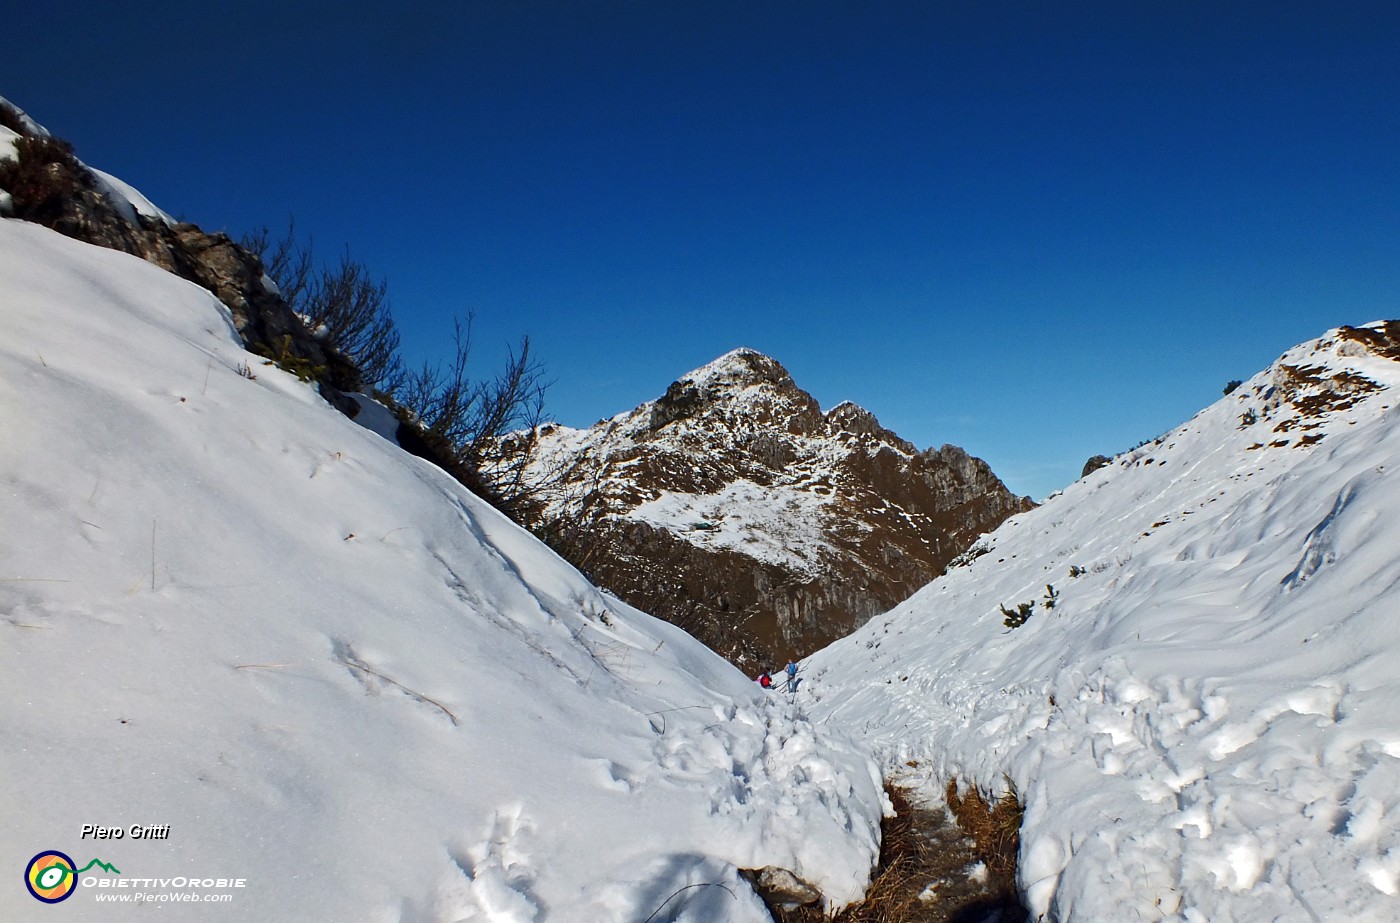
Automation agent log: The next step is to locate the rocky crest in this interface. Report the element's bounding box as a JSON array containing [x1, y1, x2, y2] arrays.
[[497, 348, 1033, 665], [0, 97, 361, 405]]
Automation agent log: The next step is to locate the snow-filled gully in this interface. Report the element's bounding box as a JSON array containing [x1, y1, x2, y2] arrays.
[[6, 161, 1400, 921]]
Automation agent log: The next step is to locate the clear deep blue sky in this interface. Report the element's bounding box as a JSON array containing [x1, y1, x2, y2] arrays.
[[7, 2, 1400, 498]]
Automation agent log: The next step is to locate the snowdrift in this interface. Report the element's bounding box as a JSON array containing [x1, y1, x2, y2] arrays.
[[808, 322, 1400, 921], [0, 218, 882, 921]]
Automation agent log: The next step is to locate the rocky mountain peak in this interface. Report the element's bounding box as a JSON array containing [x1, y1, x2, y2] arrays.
[[685, 347, 791, 391], [506, 353, 1034, 665], [825, 400, 919, 453], [648, 348, 820, 434]]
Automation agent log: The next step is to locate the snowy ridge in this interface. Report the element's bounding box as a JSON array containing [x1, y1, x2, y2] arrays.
[[0, 94, 174, 226], [0, 219, 882, 920], [807, 321, 1400, 921]]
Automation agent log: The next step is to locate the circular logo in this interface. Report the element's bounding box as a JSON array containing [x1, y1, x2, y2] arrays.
[[25, 851, 77, 903]]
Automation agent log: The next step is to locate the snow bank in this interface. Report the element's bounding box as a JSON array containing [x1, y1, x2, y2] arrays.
[[0, 218, 881, 920], [809, 324, 1400, 921]]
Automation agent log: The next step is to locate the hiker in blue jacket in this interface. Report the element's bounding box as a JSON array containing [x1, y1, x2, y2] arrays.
[[785, 660, 798, 692]]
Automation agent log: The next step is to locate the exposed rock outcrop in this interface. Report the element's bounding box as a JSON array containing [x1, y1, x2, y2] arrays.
[[1081, 454, 1112, 478]]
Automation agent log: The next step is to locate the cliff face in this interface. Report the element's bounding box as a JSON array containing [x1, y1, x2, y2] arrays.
[[498, 349, 1033, 665]]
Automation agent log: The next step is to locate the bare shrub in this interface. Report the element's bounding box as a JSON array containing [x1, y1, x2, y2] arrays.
[[306, 251, 402, 391], [242, 224, 550, 520], [241, 223, 402, 391], [392, 315, 548, 515], [999, 600, 1035, 629], [242, 220, 313, 306]]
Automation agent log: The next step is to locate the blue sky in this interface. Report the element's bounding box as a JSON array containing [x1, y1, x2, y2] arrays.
[[7, 2, 1400, 498]]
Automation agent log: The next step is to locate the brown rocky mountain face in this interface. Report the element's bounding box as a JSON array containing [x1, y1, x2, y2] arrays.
[[495, 349, 1034, 667]]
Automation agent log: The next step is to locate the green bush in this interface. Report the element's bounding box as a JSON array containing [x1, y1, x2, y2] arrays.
[[251, 334, 326, 382], [999, 601, 1034, 629]]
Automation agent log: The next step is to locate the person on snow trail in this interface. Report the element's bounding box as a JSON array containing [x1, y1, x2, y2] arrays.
[[785, 660, 799, 693], [757, 671, 773, 689]]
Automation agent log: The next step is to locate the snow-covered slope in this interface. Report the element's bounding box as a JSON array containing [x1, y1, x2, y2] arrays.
[[0, 218, 882, 920], [807, 322, 1400, 921]]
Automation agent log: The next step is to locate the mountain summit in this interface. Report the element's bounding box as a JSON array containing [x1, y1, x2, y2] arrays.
[[495, 350, 1032, 665]]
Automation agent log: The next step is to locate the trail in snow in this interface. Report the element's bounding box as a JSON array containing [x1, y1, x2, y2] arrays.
[[810, 323, 1400, 921], [0, 217, 883, 922]]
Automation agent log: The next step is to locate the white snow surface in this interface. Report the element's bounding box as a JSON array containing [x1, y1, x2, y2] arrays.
[[89, 167, 176, 225], [348, 391, 404, 443], [0, 219, 883, 920], [629, 480, 836, 573], [807, 325, 1400, 921]]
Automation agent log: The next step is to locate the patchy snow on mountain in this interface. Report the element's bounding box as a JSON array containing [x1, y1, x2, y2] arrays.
[[630, 478, 839, 574], [807, 321, 1400, 921], [499, 347, 1029, 663], [0, 218, 883, 921]]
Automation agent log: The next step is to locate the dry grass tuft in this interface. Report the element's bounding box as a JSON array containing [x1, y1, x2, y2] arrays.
[[769, 783, 1026, 923], [944, 778, 1023, 880], [0, 133, 94, 225], [833, 786, 938, 922]]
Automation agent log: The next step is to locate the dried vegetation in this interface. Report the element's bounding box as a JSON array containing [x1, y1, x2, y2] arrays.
[[769, 783, 1026, 923]]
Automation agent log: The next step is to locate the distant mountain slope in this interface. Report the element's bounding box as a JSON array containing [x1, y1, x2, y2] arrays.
[[0, 218, 882, 920], [496, 348, 1031, 666], [807, 321, 1400, 921]]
